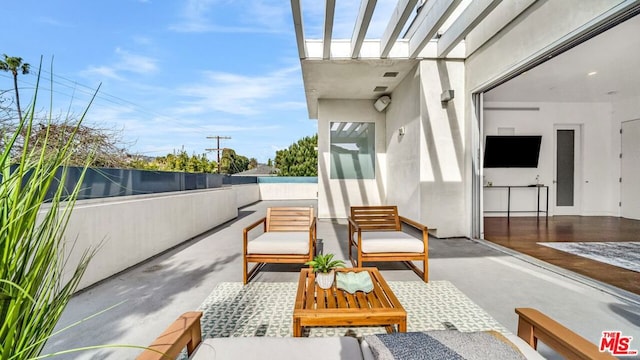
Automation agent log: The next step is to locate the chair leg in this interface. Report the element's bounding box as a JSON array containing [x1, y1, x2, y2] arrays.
[[423, 254, 429, 282], [243, 256, 248, 284]]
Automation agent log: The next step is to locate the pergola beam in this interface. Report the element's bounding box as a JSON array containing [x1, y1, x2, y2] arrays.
[[437, 0, 502, 57], [291, 0, 306, 59], [351, 0, 378, 59], [323, 0, 336, 60], [408, 0, 461, 58], [380, 0, 418, 58]]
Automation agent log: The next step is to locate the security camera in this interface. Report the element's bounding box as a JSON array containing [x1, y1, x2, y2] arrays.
[[374, 95, 391, 112]]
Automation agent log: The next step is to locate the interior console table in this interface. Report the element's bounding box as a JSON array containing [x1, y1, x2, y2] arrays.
[[484, 185, 548, 221]]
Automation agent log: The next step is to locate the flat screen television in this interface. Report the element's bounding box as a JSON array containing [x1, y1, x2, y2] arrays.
[[483, 135, 542, 168]]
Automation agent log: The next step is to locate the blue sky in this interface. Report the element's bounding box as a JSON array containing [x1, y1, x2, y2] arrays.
[[1, 0, 399, 163]]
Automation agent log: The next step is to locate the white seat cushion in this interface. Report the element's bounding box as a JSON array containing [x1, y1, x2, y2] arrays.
[[355, 231, 424, 253], [246, 232, 310, 255], [190, 336, 363, 360]]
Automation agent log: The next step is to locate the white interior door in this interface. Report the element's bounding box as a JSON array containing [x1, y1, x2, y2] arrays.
[[621, 119, 640, 220], [554, 125, 582, 215]]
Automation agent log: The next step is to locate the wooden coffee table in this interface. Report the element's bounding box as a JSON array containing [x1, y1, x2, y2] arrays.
[[292, 267, 406, 337]]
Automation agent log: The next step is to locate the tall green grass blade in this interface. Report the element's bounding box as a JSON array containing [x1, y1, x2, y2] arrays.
[[0, 59, 99, 359]]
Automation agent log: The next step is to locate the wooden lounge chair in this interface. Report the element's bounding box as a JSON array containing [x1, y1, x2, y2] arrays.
[[348, 206, 428, 282], [136, 308, 616, 359], [242, 207, 316, 284]]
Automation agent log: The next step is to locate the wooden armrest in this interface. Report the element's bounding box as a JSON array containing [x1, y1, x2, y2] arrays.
[[243, 217, 266, 235], [515, 308, 616, 360], [137, 311, 203, 360], [398, 216, 428, 231]]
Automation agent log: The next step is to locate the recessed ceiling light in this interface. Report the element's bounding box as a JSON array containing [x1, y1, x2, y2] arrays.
[[587, 71, 597, 76], [383, 72, 399, 77], [373, 86, 388, 92]]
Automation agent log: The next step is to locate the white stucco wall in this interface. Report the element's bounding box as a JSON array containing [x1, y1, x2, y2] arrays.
[[385, 65, 422, 220], [418, 60, 467, 237], [483, 101, 617, 217], [317, 99, 387, 218], [61, 188, 237, 290], [234, 184, 260, 207], [385, 60, 466, 237], [258, 183, 318, 200]]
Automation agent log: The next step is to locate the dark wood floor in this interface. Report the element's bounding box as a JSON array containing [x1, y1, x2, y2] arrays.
[[484, 216, 640, 295]]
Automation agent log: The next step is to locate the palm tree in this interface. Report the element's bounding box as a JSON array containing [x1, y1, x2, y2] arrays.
[[0, 54, 30, 122]]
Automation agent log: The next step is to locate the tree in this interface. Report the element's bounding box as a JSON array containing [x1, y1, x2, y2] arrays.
[[0, 54, 30, 122], [27, 120, 131, 168], [220, 148, 249, 174], [275, 134, 317, 176], [248, 157, 258, 170], [129, 150, 217, 173]]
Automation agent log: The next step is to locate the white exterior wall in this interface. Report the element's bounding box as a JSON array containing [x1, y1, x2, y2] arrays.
[[483, 102, 617, 217], [258, 183, 318, 200], [62, 188, 237, 290], [418, 61, 467, 237], [234, 184, 260, 207], [317, 99, 387, 218], [385, 60, 466, 237], [385, 66, 422, 220]]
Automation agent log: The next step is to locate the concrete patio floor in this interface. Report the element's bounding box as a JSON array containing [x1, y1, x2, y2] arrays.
[[44, 200, 640, 359]]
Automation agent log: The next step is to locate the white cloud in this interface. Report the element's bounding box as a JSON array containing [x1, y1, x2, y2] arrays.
[[176, 66, 302, 116], [114, 48, 159, 74], [80, 48, 158, 81], [81, 66, 124, 81], [169, 0, 290, 33]]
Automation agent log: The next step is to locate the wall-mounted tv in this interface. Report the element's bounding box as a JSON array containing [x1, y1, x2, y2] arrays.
[[483, 135, 542, 168]]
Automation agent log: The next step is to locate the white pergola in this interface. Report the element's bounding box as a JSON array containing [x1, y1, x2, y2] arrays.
[[290, 0, 536, 118], [290, 0, 535, 60]]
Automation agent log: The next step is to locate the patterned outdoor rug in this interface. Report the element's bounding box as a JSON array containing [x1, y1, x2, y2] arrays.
[[196, 281, 509, 339], [538, 242, 640, 273]]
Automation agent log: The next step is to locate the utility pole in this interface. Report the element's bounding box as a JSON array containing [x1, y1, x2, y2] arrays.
[[206, 136, 231, 174]]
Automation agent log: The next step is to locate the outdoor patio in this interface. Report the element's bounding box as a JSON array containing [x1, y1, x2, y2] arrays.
[[44, 199, 640, 359]]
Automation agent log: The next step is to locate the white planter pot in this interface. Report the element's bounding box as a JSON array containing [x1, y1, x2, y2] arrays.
[[315, 270, 335, 289]]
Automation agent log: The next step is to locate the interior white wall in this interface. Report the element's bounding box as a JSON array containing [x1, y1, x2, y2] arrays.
[[483, 101, 617, 217], [317, 99, 387, 218], [613, 95, 640, 219], [465, 0, 627, 235]]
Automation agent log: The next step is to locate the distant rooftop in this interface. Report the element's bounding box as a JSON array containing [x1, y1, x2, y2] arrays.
[[232, 164, 279, 176]]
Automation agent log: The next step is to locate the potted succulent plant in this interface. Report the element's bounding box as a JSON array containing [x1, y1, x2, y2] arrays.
[[305, 253, 346, 289]]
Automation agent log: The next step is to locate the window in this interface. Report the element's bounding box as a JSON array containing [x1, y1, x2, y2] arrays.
[[330, 122, 375, 179]]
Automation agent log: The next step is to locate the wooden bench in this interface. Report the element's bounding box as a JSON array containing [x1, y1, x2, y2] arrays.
[[348, 206, 428, 282], [243, 207, 316, 284]]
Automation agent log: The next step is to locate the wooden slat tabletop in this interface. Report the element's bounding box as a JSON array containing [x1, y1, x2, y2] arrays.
[[292, 267, 406, 336]]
